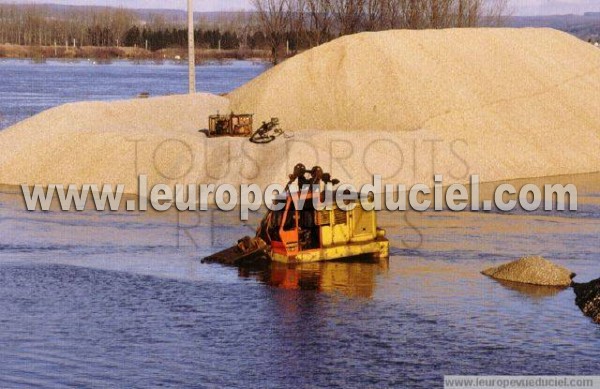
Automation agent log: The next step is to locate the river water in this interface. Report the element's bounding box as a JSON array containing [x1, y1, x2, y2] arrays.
[[0, 60, 598, 388], [0, 59, 267, 130]]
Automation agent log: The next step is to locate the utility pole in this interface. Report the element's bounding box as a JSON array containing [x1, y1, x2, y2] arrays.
[[188, 0, 196, 94]]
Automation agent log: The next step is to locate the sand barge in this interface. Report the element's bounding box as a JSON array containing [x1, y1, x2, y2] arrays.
[[482, 256, 575, 287], [0, 28, 599, 193]]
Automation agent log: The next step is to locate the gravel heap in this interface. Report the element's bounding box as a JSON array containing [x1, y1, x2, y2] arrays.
[[482, 256, 575, 286]]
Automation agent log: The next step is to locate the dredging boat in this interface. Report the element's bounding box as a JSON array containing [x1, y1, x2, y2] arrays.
[[203, 164, 389, 266]]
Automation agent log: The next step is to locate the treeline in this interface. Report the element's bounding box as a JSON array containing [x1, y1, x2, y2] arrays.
[[253, 0, 510, 62], [0, 5, 134, 47], [0, 5, 253, 49], [121, 26, 316, 52], [122, 27, 268, 51], [0, 1, 509, 62]]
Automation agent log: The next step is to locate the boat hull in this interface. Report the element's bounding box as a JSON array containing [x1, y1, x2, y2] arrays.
[[270, 238, 389, 264]]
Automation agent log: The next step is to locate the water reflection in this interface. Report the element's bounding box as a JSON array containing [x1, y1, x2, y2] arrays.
[[493, 279, 569, 298], [239, 258, 389, 298]]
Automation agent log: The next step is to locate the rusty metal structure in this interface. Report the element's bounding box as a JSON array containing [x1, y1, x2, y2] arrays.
[[207, 112, 254, 138]]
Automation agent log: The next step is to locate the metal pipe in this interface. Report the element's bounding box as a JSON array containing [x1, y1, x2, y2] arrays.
[[188, 0, 196, 94]]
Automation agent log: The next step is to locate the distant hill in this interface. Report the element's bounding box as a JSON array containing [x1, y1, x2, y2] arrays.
[[509, 14, 600, 41]]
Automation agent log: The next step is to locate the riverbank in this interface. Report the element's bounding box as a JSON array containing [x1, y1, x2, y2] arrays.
[[0, 44, 271, 61]]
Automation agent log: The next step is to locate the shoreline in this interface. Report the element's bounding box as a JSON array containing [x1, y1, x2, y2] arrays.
[[0, 44, 272, 62]]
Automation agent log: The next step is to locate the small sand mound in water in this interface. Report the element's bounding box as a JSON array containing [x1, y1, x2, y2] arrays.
[[482, 256, 574, 287]]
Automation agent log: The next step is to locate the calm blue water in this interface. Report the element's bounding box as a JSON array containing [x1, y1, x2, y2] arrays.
[[0, 59, 268, 130], [0, 185, 598, 388], [0, 60, 598, 388]]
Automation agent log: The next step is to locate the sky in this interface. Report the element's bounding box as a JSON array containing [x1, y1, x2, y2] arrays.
[[1, 0, 600, 15]]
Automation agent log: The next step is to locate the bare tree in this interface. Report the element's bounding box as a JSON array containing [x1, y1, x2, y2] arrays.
[[306, 0, 333, 46], [465, 0, 481, 27], [252, 0, 291, 64], [331, 0, 365, 35], [110, 9, 135, 46], [363, 0, 383, 31], [483, 0, 512, 27], [391, 0, 509, 30], [451, 0, 511, 28], [427, 0, 454, 28], [289, 0, 307, 52], [396, 0, 427, 29]]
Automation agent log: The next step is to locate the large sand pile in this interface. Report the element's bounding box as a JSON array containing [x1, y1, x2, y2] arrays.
[[0, 28, 598, 194], [0, 94, 229, 192], [482, 256, 574, 286], [229, 28, 600, 183]]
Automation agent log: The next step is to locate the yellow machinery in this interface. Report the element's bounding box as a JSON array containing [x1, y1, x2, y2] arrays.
[[263, 186, 389, 264], [203, 164, 389, 266]]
